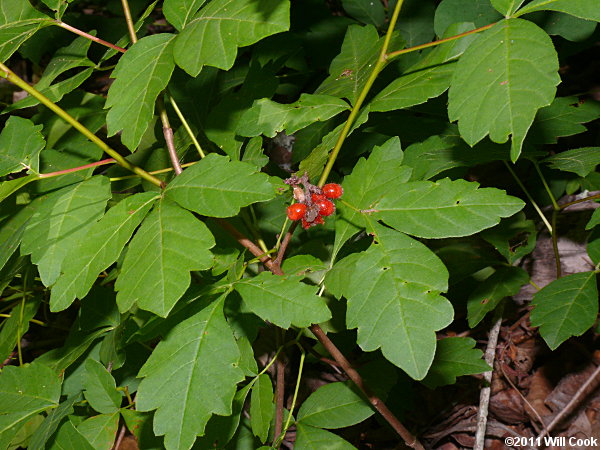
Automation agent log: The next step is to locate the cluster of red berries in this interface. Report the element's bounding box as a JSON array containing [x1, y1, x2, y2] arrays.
[[286, 182, 343, 229]]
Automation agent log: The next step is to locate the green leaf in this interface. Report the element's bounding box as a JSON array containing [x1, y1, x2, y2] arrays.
[[116, 199, 214, 317], [237, 94, 350, 138], [295, 423, 356, 450], [0, 202, 36, 270], [173, 0, 290, 75], [165, 154, 274, 217], [120, 410, 163, 450], [342, 0, 385, 28], [0, 116, 46, 176], [0, 176, 39, 204], [297, 382, 373, 429], [250, 374, 273, 443], [0, 0, 52, 63], [334, 136, 411, 256], [543, 148, 600, 177], [530, 271, 599, 350], [47, 420, 94, 450], [106, 34, 176, 151], [586, 208, 600, 231], [242, 137, 269, 169], [534, 11, 598, 42], [83, 359, 122, 414], [448, 18, 560, 161], [50, 192, 158, 312], [77, 412, 120, 449], [370, 22, 477, 112], [21, 177, 111, 287], [234, 272, 331, 328], [136, 294, 244, 450], [343, 223, 453, 379], [434, 0, 501, 37], [315, 25, 382, 105], [29, 394, 82, 450], [467, 266, 529, 327], [480, 212, 537, 264], [517, 0, 600, 22], [421, 337, 491, 389], [528, 97, 600, 145], [0, 298, 40, 364], [163, 0, 207, 30], [375, 178, 524, 239], [491, 0, 526, 16], [0, 363, 61, 440]]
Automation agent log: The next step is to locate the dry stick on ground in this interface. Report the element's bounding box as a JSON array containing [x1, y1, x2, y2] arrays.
[[474, 314, 503, 450], [537, 363, 600, 440], [221, 224, 424, 450]]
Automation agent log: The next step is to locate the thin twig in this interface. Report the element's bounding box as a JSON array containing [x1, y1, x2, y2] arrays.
[[551, 210, 561, 278], [474, 313, 503, 450], [274, 329, 286, 448], [39, 158, 116, 178], [120, 0, 138, 44], [537, 363, 600, 440], [112, 424, 127, 450], [56, 21, 127, 53], [559, 192, 600, 209], [273, 222, 298, 268], [158, 97, 182, 175]]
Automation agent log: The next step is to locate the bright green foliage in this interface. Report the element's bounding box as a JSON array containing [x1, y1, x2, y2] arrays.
[[173, 0, 290, 75], [21, 177, 111, 287], [0, 363, 61, 445], [517, 0, 600, 22], [83, 359, 122, 414], [371, 22, 476, 112], [77, 413, 120, 449], [234, 272, 331, 328], [47, 420, 94, 450], [163, 0, 207, 30], [543, 148, 600, 177], [294, 423, 356, 450], [421, 337, 490, 389], [375, 178, 525, 239], [531, 271, 599, 350], [341, 223, 453, 379], [434, 0, 501, 36], [0, 116, 45, 176], [0, 0, 51, 62], [50, 192, 158, 312], [448, 19, 560, 161], [467, 266, 529, 327], [165, 154, 274, 217], [491, 0, 526, 16], [116, 199, 215, 317], [106, 34, 176, 151], [586, 209, 600, 230], [237, 94, 350, 138], [315, 25, 382, 105], [0, 298, 40, 363], [250, 374, 273, 443], [342, 0, 385, 28], [297, 382, 374, 429], [136, 295, 244, 450], [29, 394, 82, 450]]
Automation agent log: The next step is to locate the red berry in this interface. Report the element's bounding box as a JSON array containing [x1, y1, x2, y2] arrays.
[[287, 203, 307, 221], [315, 198, 335, 216], [322, 183, 343, 199], [311, 193, 327, 202], [302, 214, 324, 229]]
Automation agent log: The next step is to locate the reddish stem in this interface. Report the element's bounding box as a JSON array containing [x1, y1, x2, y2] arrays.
[[38, 158, 116, 178], [56, 21, 127, 53]]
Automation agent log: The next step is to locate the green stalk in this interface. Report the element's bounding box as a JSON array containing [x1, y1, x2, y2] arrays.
[[317, 0, 406, 187], [168, 94, 206, 158], [0, 63, 164, 188]]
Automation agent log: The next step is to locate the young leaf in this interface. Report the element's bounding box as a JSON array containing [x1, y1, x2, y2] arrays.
[[421, 337, 490, 389], [165, 153, 274, 217], [50, 192, 158, 312], [434, 0, 502, 37], [106, 34, 176, 151], [467, 266, 529, 327], [375, 178, 524, 239], [0, 0, 52, 62], [315, 25, 381, 105], [163, 0, 208, 30], [234, 272, 332, 328], [516, 0, 600, 22], [370, 22, 477, 113], [294, 423, 356, 450], [136, 295, 245, 450], [173, 0, 290, 76], [21, 177, 111, 287], [77, 412, 120, 449], [342, 0, 385, 28], [543, 147, 600, 177], [0, 363, 61, 442], [250, 374, 273, 443], [297, 382, 374, 429], [0, 116, 46, 176], [237, 94, 350, 138], [116, 199, 215, 317], [343, 223, 453, 379], [448, 18, 560, 161], [83, 359, 121, 414], [530, 271, 599, 350]]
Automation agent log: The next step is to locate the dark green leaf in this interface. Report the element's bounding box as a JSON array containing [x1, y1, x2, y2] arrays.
[[295, 423, 356, 450], [481, 212, 537, 264], [0, 0, 52, 63], [342, 0, 385, 28], [491, 0, 526, 16], [531, 271, 598, 350], [448, 19, 560, 161], [0, 116, 46, 177], [421, 337, 490, 388], [543, 147, 600, 177], [250, 374, 273, 443], [77, 412, 120, 449], [434, 0, 501, 37], [517, 0, 600, 22], [47, 420, 94, 450], [0, 201, 36, 270], [163, 0, 207, 30], [29, 394, 82, 450], [0, 297, 40, 364], [0, 176, 39, 204]]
